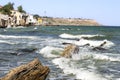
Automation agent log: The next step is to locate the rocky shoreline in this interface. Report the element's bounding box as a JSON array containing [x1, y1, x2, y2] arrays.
[[0, 13, 101, 28], [0, 58, 50, 80]]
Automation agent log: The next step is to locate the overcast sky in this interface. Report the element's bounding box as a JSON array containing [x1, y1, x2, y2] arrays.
[[0, 0, 120, 26]]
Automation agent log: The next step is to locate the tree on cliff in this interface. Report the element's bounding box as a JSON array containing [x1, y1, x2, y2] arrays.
[[17, 5, 26, 13], [33, 14, 40, 19], [0, 2, 14, 15]]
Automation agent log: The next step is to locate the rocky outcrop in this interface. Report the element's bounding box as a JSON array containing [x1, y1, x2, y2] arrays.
[[0, 58, 50, 80], [0, 13, 9, 28], [61, 44, 79, 58]]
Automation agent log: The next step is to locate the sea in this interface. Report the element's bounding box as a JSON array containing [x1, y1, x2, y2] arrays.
[[0, 26, 120, 80]]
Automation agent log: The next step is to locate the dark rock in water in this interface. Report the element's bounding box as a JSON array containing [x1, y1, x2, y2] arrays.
[[99, 41, 107, 47], [92, 47, 106, 51], [16, 48, 37, 53], [62, 42, 72, 45], [0, 58, 50, 80], [10, 52, 19, 56], [61, 44, 79, 58], [92, 41, 107, 51]]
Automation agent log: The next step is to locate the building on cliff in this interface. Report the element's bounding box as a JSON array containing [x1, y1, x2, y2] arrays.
[[11, 10, 28, 26], [26, 14, 37, 25], [0, 13, 9, 28]]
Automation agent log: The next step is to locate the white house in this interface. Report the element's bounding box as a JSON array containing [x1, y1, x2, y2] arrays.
[[11, 10, 28, 26], [26, 14, 37, 25]]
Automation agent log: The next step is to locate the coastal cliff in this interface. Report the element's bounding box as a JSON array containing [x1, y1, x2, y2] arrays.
[[42, 17, 101, 26]]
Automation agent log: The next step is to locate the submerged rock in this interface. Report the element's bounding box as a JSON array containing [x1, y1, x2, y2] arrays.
[[0, 58, 50, 80], [61, 44, 79, 58], [16, 48, 37, 53]]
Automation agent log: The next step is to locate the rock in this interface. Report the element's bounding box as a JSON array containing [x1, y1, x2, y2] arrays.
[[0, 58, 50, 80], [16, 48, 37, 53], [61, 44, 79, 58]]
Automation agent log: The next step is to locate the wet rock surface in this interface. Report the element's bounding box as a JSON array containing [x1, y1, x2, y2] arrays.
[[61, 44, 79, 58], [0, 58, 50, 80]]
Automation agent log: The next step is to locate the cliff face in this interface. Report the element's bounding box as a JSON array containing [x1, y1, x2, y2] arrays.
[[43, 17, 101, 26]]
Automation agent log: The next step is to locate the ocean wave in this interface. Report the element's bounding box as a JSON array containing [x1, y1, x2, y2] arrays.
[[0, 40, 16, 45], [52, 57, 107, 80], [93, 53, 120, 62], [0, 34, 37, 39], [61, 38, 114, 49], [7, 26, 25, 29], [39, 46, 63, 58], [59, 33, 104, 39], [50, 45, 120, 80], [71, 52, 120, 62], [60, 28, 70, 31]]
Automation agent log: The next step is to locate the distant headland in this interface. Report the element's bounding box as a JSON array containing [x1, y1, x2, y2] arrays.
[[0, 2, 101, 28], [42, 17, 100, 26]]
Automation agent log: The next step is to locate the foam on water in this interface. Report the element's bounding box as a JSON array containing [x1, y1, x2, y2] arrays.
[[0, 40, 16, 45], [71, 52, 120, 62], [52, 57, 107, 80], [116, 78, 120, 80], [37, 36, 118, 79], [60, 28, 70, 31], [59, 33, 104, 39], [62, 38, 114, 48], [0, 34, 37, 39], [39, 46, 63, 58], [49, 45, 120, 80], [6, 26, 25, 29], [93, 53, 120, 62]]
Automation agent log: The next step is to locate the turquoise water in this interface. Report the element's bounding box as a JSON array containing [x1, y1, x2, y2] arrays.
[[0, 26, 120, 80]]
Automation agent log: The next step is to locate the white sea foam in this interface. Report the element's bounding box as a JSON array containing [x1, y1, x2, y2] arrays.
[[93, 54, 120, 62], [0, 34, 37, 39], [71, 51, 120, 62], [7, 26, 25, 29], [39, 46, 63, 58], [0, 40, 16, 44], [61, 28, 69, 31], [116, 78, 120, 80], [38, 36, 117, 79], [62, 38, 114, 48], [76, 39, 114, 48], [34, 27, 37, 30], [14, 26, 25, 28], [52, 57, 107, 80], [59, 33, 104, 39]]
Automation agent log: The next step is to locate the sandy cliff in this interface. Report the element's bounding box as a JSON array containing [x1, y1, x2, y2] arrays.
[[42, 17, 101, 26]]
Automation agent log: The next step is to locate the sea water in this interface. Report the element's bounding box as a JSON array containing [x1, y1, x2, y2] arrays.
[[0, 26, 120, 80]]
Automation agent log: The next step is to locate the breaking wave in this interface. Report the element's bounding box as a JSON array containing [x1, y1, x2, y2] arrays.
[[61, 38, 114, 49], [0, 34, 37, 39], [59, 33, 104, 39]]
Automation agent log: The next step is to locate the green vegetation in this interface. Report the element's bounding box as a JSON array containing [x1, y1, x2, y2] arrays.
[[0, 2, 14, 15], [17, 5, 26, 13], [0, 2, 26, 15], [33, 14, 40, 19]]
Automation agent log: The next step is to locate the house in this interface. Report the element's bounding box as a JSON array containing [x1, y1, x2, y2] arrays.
[[26, 14, 37, 25], [0, 13, 9, 27], [0, 5, 3, 9], [11, 10, 28, 26], [37, 18, 43, 25]]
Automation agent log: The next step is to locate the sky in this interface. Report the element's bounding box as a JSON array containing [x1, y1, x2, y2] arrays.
[[0, 0, 120, 26]]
